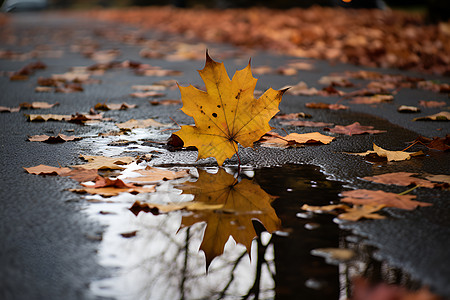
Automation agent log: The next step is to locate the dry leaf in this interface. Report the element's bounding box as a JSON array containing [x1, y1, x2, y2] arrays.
[[350, 94, 394, 104], [28, 134, 82, 143], [311, 248, 355, 263], [301, 204, 349, 213], [19, 101, 59, 109], [116, 118, 167, 130], [280, 120, 333, 127], [413, 111, 450, 121], [410, 135, 450, 151], [149, 99, 182, 106], [348, 143, 424, 162], [337, 205, 386, 221], [94, 102, 137, 111], [73, 186, 155, 197], [425, 174, 450, 185], [129, 91, 165, 98], [24, 164, 71, 176], [35, 86, 54, 93], [131, 84, 166, 91], [274, 112, 312, 120], [124, 167, 189, 184], [324, 122, 386, 136], [362, 172, 435, 188], [61, 168, 98, 182], [25, 114, 71, 122], [341, 189, 432, 210], [175, 52, 285, 165], [82, 176, 136, 188], [285, 81, 319, 96], [260, 132, 335, 148], [418, 100, 446, 108], [305, 102, 349, 110], [0, 106, 20, 113], [398, 105, 420, 113], [318, 75, 354, 87], [72, 155, 135, 170]]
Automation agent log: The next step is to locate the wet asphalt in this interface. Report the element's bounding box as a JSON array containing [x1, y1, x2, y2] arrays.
[[0, 12, 449, 299]]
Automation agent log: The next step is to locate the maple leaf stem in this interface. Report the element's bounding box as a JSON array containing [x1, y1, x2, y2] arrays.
[[398, 185, 420, 195], [401, 140, 420, 152]]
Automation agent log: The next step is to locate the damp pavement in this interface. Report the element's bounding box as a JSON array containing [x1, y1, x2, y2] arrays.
[[0, 12, 449, 300]]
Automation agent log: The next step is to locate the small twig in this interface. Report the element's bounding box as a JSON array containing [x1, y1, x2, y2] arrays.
[[398, 185, 420, 195], [169, 117, 181, 127], [401, 140, 420, 152]]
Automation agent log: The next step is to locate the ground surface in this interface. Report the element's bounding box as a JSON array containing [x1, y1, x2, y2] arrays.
[[0, 11, 449, 300]]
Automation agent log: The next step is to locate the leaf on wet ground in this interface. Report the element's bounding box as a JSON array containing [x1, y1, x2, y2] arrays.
[[341, 189, 432, 210], [28, 134, 82, 143], [274, 112, 312, 120], [72, 155, 135, 170], [418, 100, 446, 108], [19, 101, 59, 109], [284, 81, 319, 96], [124, 167, 189, 184], [149, 99, 182, 106], [130, 168, 281, 268], [94, 102, 137, 111], [324, 122, 386, 136], [362, 172, 436, 188], [413, 111, 450, 121], [82, 176, 136, 188], [61, 168, 98, 182], [129, 91, 166, 98], [0, 106, 21, 113], [347, 143, 424, 162], [397, 105, 420, 113], [301, 204, 349, 213], [72, 185, 155, 197], [425, 174, 450, 185], [260, 132, 335, 148], [410, 135, 450, 151], [175, 52, 285, 166], [116, 118, 168, 130], [337, 205, 386, 221], [131, 84, 167, 91], [25, 114, 72, 122], [23, 164, 71, 176], [305, 102, 349, 110], [280, 120, 333, 127], [311, 247, 355, 263], [318, 75, 354, 87], [349, 94, 394, 104]]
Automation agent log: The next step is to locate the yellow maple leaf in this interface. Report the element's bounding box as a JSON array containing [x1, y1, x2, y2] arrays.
[[176, 52, 286, 165]]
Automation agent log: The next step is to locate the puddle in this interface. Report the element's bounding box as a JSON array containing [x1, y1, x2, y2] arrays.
[[76, 128, 438, 299]]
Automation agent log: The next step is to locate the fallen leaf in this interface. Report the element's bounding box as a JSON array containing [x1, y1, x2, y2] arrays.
[[311, 247, 355, 263], [131, 84, 167, 91], [260, 132, 335, 148], [280, 120, 333, 127], [68, 112, 111, 124], [337, 205, 386, 221], [94, 102, 137, 111], [175, 52, 285, 165], [28, 134, 82, 143], [274, 112, 312, 120], [324, 122, 386, 136], [0, 106, 20, 113], [301, 203, 349, 213], [349, 94, 394, 104], [318, 75, 354, 87], [72, 155, 135, 170], [276, 66, 297, 76], [72, 186, 155, 197], [25, 114, 71, 122], [124, 167, 189, 184], [410, 135, 450, 151], [341, 189, 432, 210], [418, 100, 446, 108], [413, 111, 450, 121], [120, 230, 138, 238], [149, 99, 182, 106], [425, 174, 450, 185], [24, 164, 71, 176], [35, 86, 54, 93], [362, 172, 435, 188], [61, 168, 98, 182], [129, 91, 165, 98], [348, 143, 424, 162], [305, 102, 349, 110], [284, 81, 319, 96], [19, 101, 59, 109], [398, 105, 420, 113], [82, 176, 136, 188], [116, 118, 167, 130]]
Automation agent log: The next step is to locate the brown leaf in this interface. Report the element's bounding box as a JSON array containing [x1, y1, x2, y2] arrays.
[[350, 94, 394, 104], [398, 105, 420, 113], [94, 102, 137, 111], [348, 143, 424, 162], [35, 86, 54, 93], [418, 100, 446, 108], [260, 132, 335, 148], [341, 189, 432, 210], [116, 118, 167, 130], [19, 102, 59, 109], [131, 84, 167, 91], [337, 205, 386, 221], [25, 114, 72, 122], [129, 91, 165, 98], [413, 111, 450, 121], [61, 168, 98, 182], [83, 176, 136, 188], [410, 135, 450, 151], [72, 155, 135, 170], [28, 134, 82, 143], [301, 204, 349, 213], [362, 172, 435, 188], [124, 167, 189, 184], [318, 75, 354, 87], [280, 120, 333, 127], [149, 99, 182, 106], [324, 122, 386, 136], [305, 102, 349, 110], [24, 164, 71, 176], [73, 185, 155, 197], [284, 81, 319, 96], [0, 106, 20, 113], [311, 247, 355, 263], [274, 112, 312, 120]]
